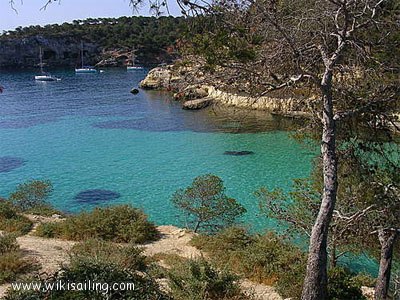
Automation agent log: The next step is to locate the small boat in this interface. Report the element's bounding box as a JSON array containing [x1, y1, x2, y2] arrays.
[[127, 48, 144, 71], [75, 42, 97, 74], [75, 67, 97, 74], [34, 75, 61, 81], [35, 47, 60, 82], [127, 66, 144, 71]]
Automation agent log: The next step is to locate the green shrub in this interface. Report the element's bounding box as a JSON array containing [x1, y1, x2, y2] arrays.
[[9, 180, 53, 211], [0, 201, 32, 235], [35, 205, 159, 243], [24, 203, 64, 217], [0, 234, 19, 255], [191, 227, 306, 299], [327, 267, 367, 300], [0, 200, 17, 219], [33, 221, 59, 238], [172, 174, 246, 233], [0, 234, 38, 284], [168, 258, 248, 300], [351, 272, 376, 288], [70, 239, 147, 272]]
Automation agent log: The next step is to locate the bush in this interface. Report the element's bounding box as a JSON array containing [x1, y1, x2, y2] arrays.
[[351, 272, 376, 288], [191, 227, 306, 299], [327, 267, 367, 300], [9, 180, 53, 211], [0, 234, 19, 255], [24, 203, 64, 217], [4, 239, 168, 300], [35, 205, 159, 243], [33, 222, 59, 238], [168, 258, 248, 300], [69, 239, 147, 272], [0, 201, 32, 235], [0, 234, 38, 284], [172, 174, 246, 233]]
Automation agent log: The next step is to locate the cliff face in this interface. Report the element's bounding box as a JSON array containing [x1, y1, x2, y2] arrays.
[[0, 35, 100, 69], [0, 35, 176, 70]]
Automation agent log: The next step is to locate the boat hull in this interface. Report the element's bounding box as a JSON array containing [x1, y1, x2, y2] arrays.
[[127, 66, 144, 71], [75, 68, 97, 74], [34, 75, 58, 81]]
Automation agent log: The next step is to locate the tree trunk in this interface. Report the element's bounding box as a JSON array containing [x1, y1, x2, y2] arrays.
[[193, 220, 201, 233], [375, 230, 398, 300], [329, 241, 337, 269], [301, 70, 338, 300]]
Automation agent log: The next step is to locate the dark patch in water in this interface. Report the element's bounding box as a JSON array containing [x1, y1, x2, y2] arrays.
[[0, 157, 25, 173], [74, 189, 121, 203], [224, 151, 255, 156]]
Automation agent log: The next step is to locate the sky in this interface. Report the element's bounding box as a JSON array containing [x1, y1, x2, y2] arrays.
[[0, 0, 182, 31]]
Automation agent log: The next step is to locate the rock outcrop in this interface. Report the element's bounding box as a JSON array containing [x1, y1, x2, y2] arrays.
[[182, 97, 213, 110], [139, 65, 315, 116], [139, 67, 173, 89]]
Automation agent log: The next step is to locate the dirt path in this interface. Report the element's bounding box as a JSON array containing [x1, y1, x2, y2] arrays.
[[0, 223, 282, 300]]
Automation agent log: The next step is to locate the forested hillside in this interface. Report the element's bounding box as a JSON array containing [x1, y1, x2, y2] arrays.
[[0, 16, 186, 68]]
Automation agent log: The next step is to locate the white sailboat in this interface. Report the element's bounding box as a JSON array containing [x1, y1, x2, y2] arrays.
[[75, 42, 97, 74], [127, 48, 144, 71], [34, 47, 60, 81]]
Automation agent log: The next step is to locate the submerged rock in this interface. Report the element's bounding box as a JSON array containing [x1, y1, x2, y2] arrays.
[[182, 98, 213, 110], [224, 151, 255, 156], [130, 88, 139, 94], [74, 189, 121, 203], [0, 156, 25, 173]]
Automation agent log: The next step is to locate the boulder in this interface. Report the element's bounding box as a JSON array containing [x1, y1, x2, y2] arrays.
[[130, 88, 139, 95], [175, 85, 209, 101], [139, 67, 172, 89], [182, 97, 213, 110]]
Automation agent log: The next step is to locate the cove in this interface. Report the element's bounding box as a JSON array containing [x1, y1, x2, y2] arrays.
[[0, 68, 377, 274]]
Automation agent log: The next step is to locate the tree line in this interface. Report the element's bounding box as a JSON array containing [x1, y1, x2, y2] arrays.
[[1, 16, 187, 56]]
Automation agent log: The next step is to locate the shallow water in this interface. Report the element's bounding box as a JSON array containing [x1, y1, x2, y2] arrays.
[[0, 69, 314, 228], [0, 68, 379, 274]]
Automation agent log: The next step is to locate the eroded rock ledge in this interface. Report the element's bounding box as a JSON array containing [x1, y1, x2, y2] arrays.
[[139, 65, 314, 116]]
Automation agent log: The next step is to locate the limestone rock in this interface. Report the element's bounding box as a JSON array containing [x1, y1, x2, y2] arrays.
[[182, 97, 213, 110], [139, 67, 172, 89]]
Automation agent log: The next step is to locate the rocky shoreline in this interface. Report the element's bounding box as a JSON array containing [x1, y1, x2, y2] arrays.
[[139, 65, 315, 117]]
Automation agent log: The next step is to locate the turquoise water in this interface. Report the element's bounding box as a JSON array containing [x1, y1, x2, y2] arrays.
[[0, 68, 315, 230], [0, 68, 380, 274]]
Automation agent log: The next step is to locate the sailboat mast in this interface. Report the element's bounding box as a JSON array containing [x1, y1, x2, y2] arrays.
[[131, 47, 135, 67], [39, 47, 44, 73], [81, 41, 84, 68]]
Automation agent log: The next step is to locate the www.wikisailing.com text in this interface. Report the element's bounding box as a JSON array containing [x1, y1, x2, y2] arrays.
[[11, 280, 135, 294]]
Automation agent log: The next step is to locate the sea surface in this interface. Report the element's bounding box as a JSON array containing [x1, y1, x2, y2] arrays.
[[0, 68, 314, 226], [0, 68, 378, 273]]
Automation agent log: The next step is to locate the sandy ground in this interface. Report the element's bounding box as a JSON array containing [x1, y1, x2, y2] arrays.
[[0, 220, 283, 300]]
